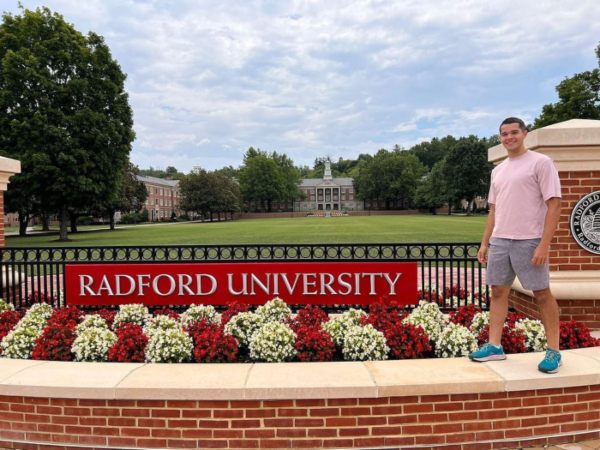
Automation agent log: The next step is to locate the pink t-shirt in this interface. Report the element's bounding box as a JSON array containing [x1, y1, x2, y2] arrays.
[[488, 150, 561, 239]]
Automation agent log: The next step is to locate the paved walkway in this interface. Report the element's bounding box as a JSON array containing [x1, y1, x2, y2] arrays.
[[523, 439, 600, 450], [5, 219, 207, 236]]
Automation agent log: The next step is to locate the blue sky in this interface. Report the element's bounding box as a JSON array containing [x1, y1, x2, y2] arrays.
[[4, 1, 600, 172]]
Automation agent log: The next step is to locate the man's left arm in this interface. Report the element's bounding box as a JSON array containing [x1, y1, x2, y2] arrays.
[[532, 197, 561, 266]]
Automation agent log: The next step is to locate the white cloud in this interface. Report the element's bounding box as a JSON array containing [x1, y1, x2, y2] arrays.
[[6, 0, 600, 170]]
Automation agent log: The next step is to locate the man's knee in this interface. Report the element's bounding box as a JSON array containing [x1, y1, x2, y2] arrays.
[[491, 285, 511, 298], [533, 287, 554, 303]]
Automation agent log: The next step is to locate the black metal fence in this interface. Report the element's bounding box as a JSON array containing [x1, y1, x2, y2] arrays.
[[0, 243, 489, 310]]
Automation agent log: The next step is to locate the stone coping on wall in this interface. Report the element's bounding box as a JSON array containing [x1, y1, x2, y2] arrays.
[[1, 346, 599, 401], [512, 270, 600, 300]]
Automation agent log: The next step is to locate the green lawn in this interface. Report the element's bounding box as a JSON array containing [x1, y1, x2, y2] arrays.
[[5, 215, 486, 247]]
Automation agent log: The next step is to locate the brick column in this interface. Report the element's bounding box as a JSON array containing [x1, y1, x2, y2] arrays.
[[0, 156, 21, 247], [488, 119, 600, 329]]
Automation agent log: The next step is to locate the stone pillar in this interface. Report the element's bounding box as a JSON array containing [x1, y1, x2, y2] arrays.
[[0, 156, 21, 247], [488, 119, 600, 329]]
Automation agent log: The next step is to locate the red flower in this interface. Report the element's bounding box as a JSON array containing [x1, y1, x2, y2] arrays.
[[0, 310, 23, 342], [32, 307, 82, 361], [96, 308, 117, 328], [188, 320, 239, 363], [220, 301, 249, 326], [108, 323, 148, 362], [559, 320, 600, 350], [287, 305, 329, 333], [362, 300, 430, 359], [153, 308, 180, 321], [477, 324, 527, 354], [294, 326, 335, 362], [449, 304, 482, 328]]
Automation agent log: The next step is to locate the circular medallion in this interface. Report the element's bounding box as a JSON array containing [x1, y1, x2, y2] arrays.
[[570, 190, 600, 255]]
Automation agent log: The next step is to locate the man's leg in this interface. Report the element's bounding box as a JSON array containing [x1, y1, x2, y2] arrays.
[[469, 284, 511, 362], [488, 285, 511, 345], [533, 287, 560, 350]]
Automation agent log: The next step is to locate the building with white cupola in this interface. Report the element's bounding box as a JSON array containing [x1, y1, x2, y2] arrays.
[[294, 161, 364, 212]]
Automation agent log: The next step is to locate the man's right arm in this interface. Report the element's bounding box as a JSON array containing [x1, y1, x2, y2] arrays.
[[478, 204, 495, 264]]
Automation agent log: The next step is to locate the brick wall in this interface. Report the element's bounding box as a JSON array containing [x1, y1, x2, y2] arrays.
[[1, 386, 599, 449], [550, 171, 600, 271], [510, 289, 600, 329]]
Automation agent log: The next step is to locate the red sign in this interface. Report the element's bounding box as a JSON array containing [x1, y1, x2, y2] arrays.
[[65, 262, 418, 306]]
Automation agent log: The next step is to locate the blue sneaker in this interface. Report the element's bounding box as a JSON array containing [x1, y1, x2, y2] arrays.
[[469, 343, 506, 362], [538, 348, 562, 374]]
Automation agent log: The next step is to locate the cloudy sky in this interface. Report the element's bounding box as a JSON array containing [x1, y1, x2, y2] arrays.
[[4, 1, 600, 172]]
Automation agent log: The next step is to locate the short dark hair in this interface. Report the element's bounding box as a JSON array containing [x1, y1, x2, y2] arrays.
[[499, 117, 527, 132]]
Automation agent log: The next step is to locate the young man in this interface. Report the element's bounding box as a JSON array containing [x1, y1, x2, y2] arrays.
[[469, 117, 562, 373]]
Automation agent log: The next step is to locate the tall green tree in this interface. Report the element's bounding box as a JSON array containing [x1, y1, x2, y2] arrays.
[[354, 149, 426, 209], [238, 147, 301, 212], [180, 169, 240, 220], [534, 43, 600, 128], [102, 163, 147, 230], [414, 160, 448, 214], [0, 7, 134, 240], [238, 150, 282, 212], [272, 151, 302, 204], [442, 136, 492, 214], [409, 136, 457, 169]]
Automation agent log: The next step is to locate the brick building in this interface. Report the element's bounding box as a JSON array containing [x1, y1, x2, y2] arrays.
[[136, 175, 181, 221], [294, 161, 363, 212]]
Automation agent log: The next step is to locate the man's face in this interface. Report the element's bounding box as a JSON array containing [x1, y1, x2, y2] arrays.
[[499, 123, 527, 153]]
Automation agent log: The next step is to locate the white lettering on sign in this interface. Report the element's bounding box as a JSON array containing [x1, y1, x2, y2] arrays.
[[78, 271, 404, 297]]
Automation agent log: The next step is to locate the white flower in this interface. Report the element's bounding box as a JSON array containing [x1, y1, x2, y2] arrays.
[[145, 328, 193, 363], [322, 308, 366, 346], [180, 304, 220, 327], [113, 304, 150, 329], [342, 324, 389, 361], [255, 297, 292, 323], [470, 311, 490, 337], [403, 301, 446, 343], [435, 323, 478, 358], [515, 319, 547, 352], [0, 303, 53, 359], [72, 327, 117, 362], [223, 311, 264, 347], [77, 315, 109, 333], [0, 298, 14, 313], [249, 322, 296, 362], [144, 315, 180, 338]]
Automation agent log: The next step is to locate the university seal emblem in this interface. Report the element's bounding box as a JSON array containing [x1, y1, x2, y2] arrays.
[[570, 190, 600, 255]]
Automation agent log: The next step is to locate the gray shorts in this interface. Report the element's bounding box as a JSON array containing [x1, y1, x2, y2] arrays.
[[486, 237, 550, 291]]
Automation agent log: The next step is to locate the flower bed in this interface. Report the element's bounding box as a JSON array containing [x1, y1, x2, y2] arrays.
[[0, 295, 598, 363]]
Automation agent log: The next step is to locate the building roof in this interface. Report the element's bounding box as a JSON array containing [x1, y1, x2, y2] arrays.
[[300, 177, 354, 187], [136, 175, 179, 187]]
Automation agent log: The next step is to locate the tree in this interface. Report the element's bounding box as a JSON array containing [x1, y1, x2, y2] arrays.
[[534, 43, 600, 128], [238, 147, 301, 212], [272, 152, 302, 205], [354, 149, 426, 209], [442, 136, 492, 214], [409, 136, 457, 169], [238, 151, 282, 212], [180, 169, 240, 220], [0, 7, 134, 240], [414, 160, 448, 214], [102, 163, 147, 230]]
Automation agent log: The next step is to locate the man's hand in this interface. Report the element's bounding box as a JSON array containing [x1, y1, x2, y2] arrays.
[[477, 244, 488, 264], [531, 245, 549, 266]]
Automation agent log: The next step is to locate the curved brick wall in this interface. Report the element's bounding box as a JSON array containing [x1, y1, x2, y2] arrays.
[[0, 387, 600, 450], [1, 348, 600, 449]]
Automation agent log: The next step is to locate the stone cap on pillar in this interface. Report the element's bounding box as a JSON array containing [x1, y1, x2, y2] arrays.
[[0, 155, 21, 190], [488, 118, 600, 170]]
